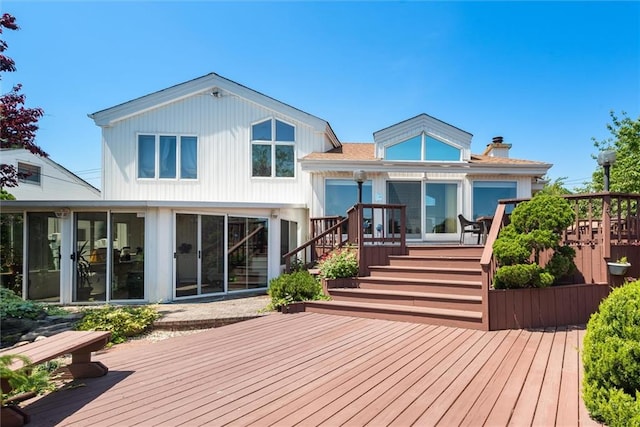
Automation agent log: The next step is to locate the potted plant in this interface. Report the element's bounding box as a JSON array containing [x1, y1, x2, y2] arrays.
[[607, 256, 631, 276]]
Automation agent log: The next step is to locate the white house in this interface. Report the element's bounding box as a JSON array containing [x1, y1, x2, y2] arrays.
[[0, 148, 100, 201], [0, 72, 551, 305]]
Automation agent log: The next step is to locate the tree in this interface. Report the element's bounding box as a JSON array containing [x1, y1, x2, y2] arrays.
[[538, 177, 574, 196], [0, 13, 46, 189], [589, 111, 640, 193]]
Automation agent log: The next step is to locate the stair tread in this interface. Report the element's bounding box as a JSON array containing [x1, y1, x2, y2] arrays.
[[389, 255, 481, 260], [330, 287, 482, 302], [359, 276, 482, 286], [308, 300, 483, 319], [370, 265, 482, 272]]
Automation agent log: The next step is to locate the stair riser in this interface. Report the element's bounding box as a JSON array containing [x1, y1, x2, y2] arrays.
[[305, 303, 484, 330], [407, 247, 484, 257], [357, 280, 482, 296], [368, 268, 481, 281], [330, 292, 483, 312]]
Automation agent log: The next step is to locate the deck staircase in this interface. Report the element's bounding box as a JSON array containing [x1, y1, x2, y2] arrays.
[[305, 245, 486, 329]]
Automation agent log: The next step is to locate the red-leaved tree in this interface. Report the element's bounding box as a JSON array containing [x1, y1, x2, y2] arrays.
[[0, 13, 46, 189]]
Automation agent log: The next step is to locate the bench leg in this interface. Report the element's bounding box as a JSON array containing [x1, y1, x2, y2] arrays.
[[57, 361, 109, 380], [1, 405, 30, 427]]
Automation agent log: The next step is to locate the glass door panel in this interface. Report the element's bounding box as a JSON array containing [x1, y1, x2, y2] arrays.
[[1, 213, 24, 297], [111, 213, 145, 300], [26, 212, 60, 302], [425, 183, 458, 235], [201, 215, 224, 295], [387, 181, 422, 239], [74, 212, 107, 302], [228, 216, 268, 291], [175, 214, 198, 297]]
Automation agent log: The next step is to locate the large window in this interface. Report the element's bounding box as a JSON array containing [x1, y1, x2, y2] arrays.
[[251, 119, 295, 177], [18, 162, 41, 185], [385, 133, 460, 161], [137, 134, 198, 180], [473, 181, 517, 218], [325, 179, 372, 217], [425, 183, 458, 234]]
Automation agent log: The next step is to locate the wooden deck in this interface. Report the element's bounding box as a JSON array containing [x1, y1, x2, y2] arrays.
[[21, 313, 602, 426]]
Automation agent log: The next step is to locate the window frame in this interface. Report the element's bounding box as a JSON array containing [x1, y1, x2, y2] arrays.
[[17, 162, 42, 185], [250, 118, 296, 179], [136, 133, 198, 181], [384, 132, 461, 162]]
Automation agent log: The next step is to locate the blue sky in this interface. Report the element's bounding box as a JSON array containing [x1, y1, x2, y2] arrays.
[[3, 1, 639, 190]]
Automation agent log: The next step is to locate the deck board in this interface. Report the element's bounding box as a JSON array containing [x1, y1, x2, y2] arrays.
[[19, 312, 602, 426]]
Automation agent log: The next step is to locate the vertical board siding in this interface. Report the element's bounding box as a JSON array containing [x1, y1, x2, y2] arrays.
[[103, 93, 322, 204], [488, 284, 611, 330]]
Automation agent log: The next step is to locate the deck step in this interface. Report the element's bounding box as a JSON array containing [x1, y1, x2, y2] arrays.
[[305, 300, 484, 329], [406, 245, 484, 257], [357, 276, 482, 296], [329, 288, 482, 311], [368, 265, 482, 281], [387, 255, 481, 269]]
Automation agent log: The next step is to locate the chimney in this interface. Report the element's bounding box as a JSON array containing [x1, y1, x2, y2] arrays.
[[483, 135, 512, 158]]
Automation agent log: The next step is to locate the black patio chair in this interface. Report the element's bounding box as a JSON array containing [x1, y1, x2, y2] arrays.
[[458, 214, 483, 245]]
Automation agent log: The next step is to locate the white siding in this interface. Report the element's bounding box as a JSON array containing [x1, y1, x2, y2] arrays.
[[1, 149, 101, 201], [102, 92, 324, 207]]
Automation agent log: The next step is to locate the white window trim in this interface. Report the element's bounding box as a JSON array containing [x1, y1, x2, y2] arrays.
[[384, 132, 462, 162], [250, 118, 296, 179], [136, 133, 199, 181], [17, 161, 42, 186]]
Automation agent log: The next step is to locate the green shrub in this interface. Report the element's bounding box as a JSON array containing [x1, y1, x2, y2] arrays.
[[267, 271, 327, 310], [317, 246, 359, 279], [494, 263, 544, 289], [75, 305, 160, 344], [0, 288, 69, 320], [582, 280, 640, 426], [0, 354, 58, 404], [492, 194, 576, 288]]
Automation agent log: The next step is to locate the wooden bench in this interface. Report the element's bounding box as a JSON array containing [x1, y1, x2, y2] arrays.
[[0, 330, 111, 427]]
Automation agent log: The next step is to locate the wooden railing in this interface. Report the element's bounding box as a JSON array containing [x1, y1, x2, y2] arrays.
[[282, 217, 349, 273], [480, 192, 640, 290], [283, 204, 407, 274], [347, 203, 407, 247]]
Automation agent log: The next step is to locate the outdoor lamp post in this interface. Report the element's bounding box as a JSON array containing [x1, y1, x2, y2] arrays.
[[597, 150, 617, 191], [353, 170, 367, 204]]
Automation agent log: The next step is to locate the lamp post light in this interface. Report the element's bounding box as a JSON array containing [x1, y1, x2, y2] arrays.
[[353, 170, 367, 204], [597, 150, 617, 192]]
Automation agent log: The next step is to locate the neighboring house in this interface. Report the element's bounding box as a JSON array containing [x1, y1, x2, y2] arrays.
[[0, 72, 551, 305], [0, 148, 101, 200]]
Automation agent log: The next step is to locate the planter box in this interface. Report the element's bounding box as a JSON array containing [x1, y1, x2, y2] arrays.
[[607, 262, 631, 276], [321, 277, 357, 294], [488, 283, 612, 330], [281, 302, 306, 314]]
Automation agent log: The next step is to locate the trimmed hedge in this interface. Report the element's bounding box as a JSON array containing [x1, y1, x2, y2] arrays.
[[582, 279, 640, 426], [267, 271, 327, 310]]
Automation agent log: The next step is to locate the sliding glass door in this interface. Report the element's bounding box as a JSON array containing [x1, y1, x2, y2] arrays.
[[27, 212, 61, 302], [175, 213, 225, 298], [387, 181, 460, 240]]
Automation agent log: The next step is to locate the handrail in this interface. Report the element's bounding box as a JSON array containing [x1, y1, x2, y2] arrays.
[[282, 217, 349, 272], [228, 225, 265, 255]]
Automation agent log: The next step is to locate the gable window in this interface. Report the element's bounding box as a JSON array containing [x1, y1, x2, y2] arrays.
[[18, 162, 41, 185], [137, 134, 198, 180], [251, 119, 295, 178], [385, 133, 460, 161]]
